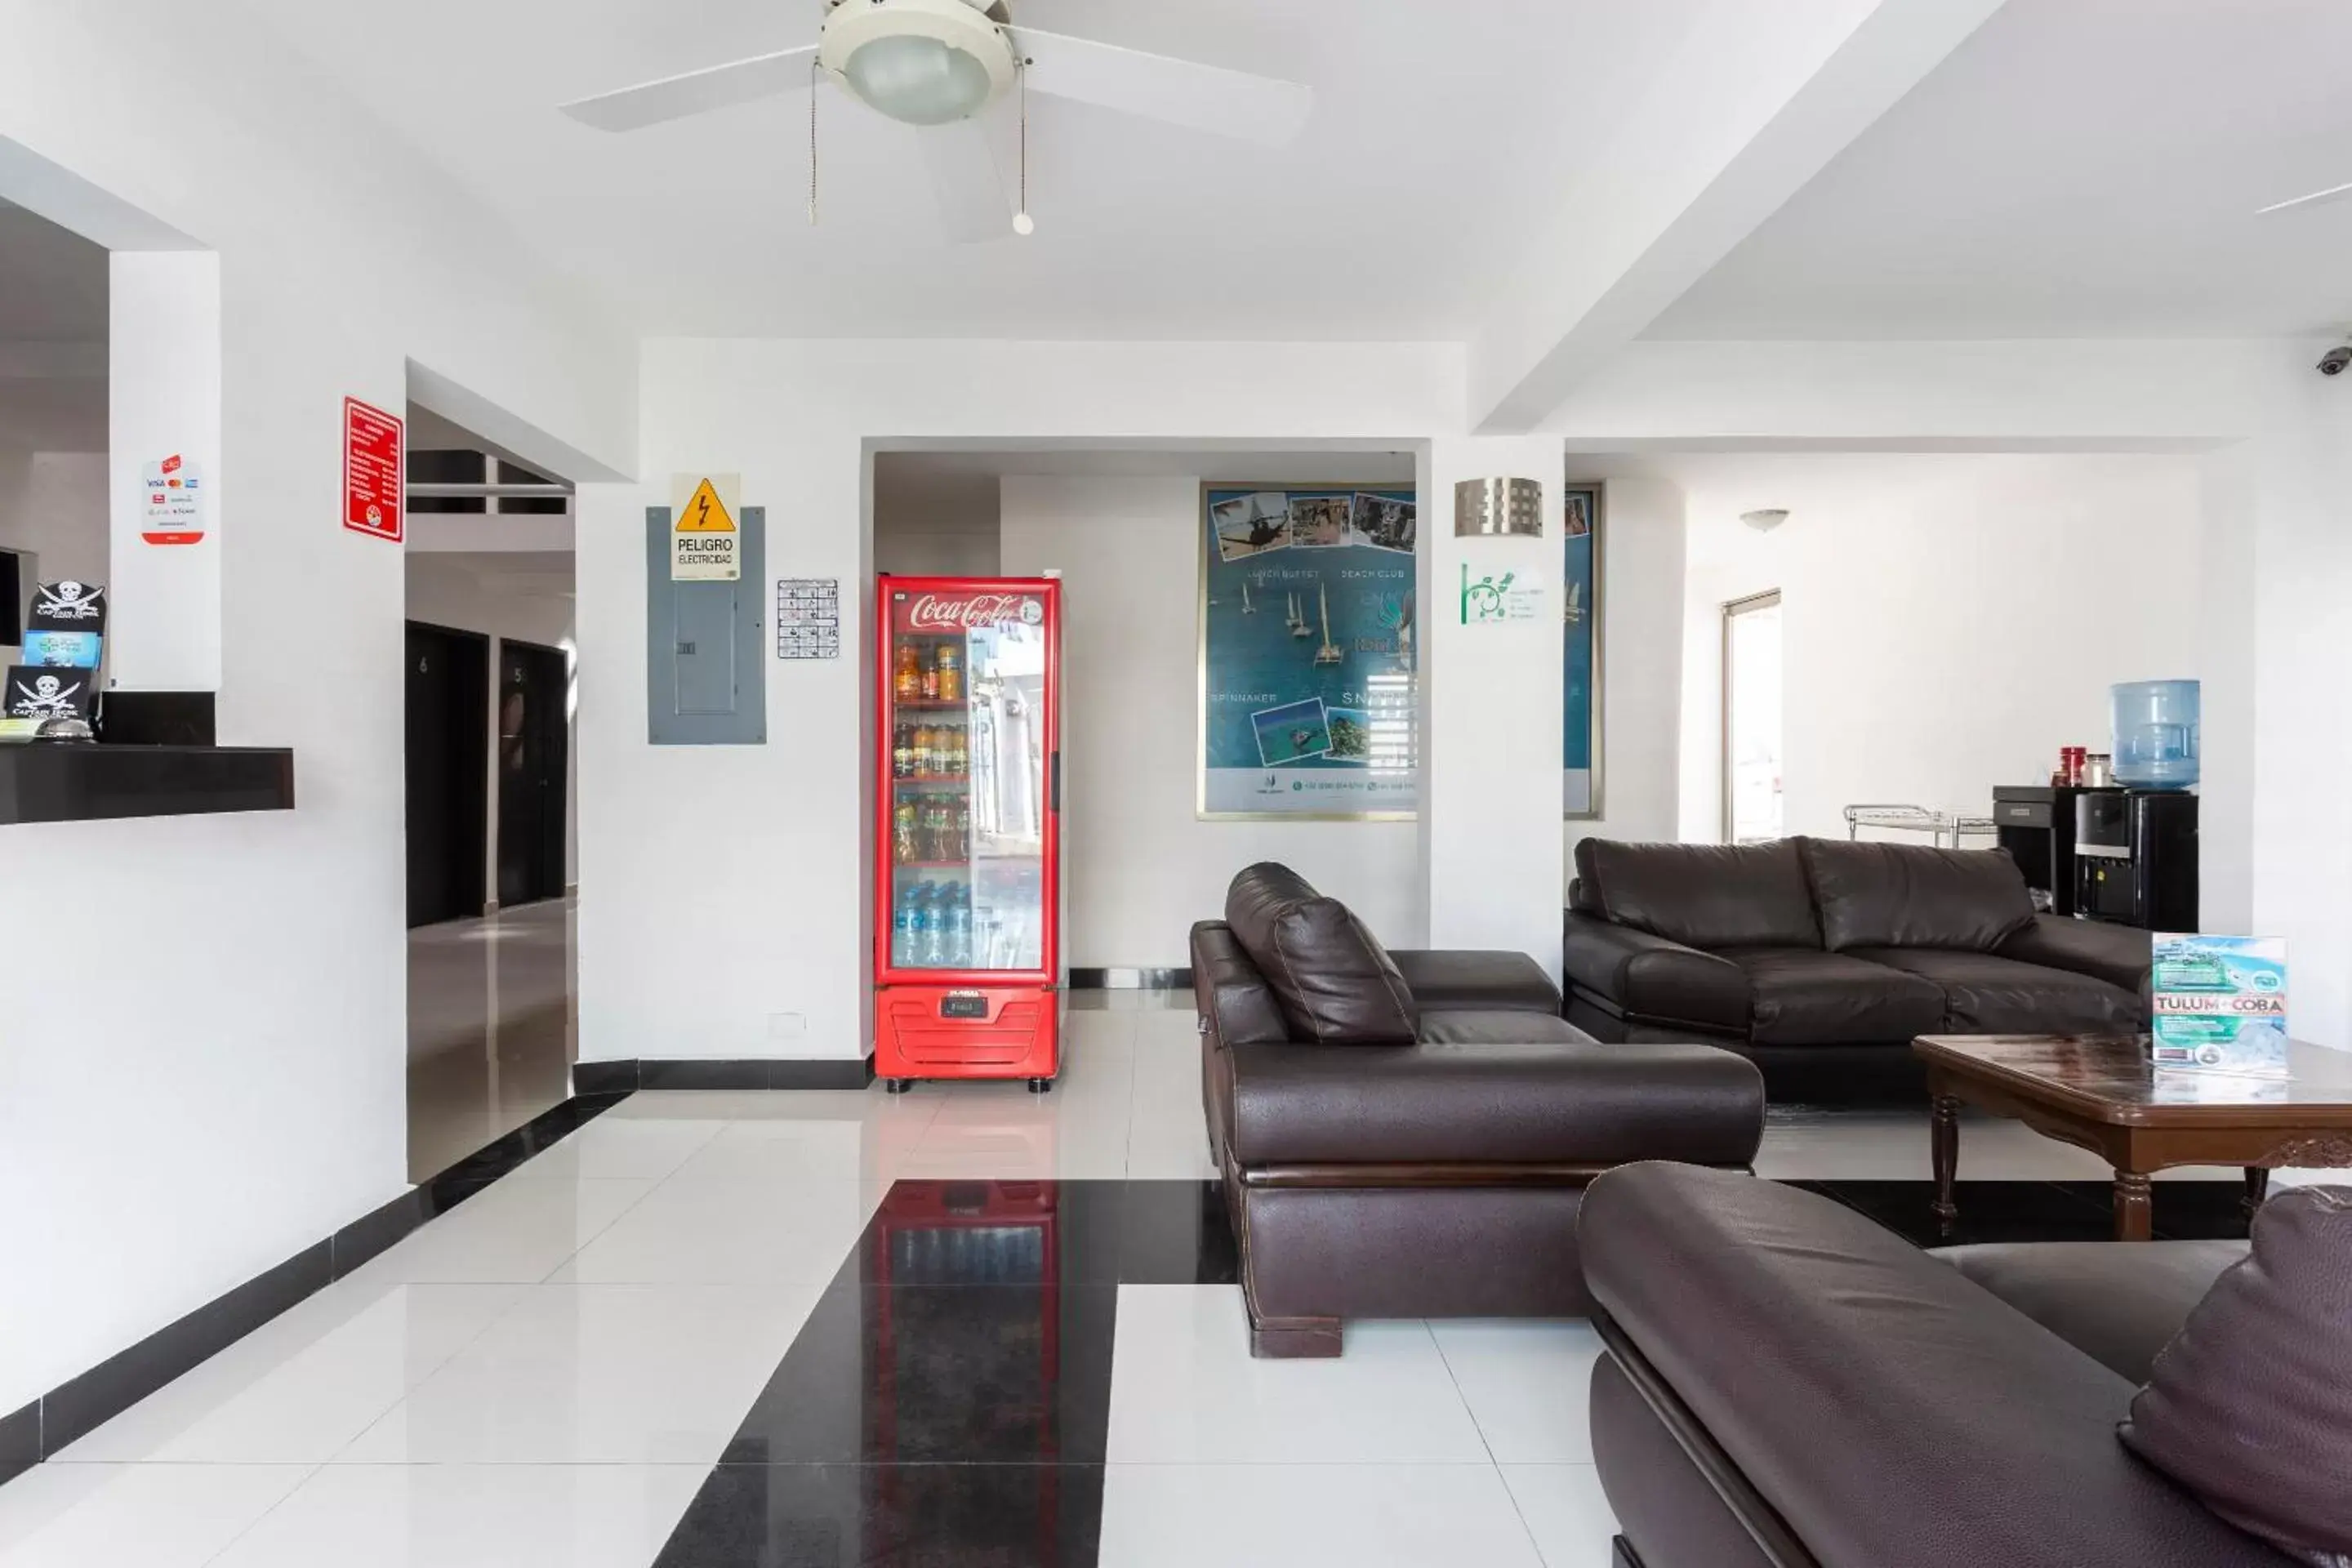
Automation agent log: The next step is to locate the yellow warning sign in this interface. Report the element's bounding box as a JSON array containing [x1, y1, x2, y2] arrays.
[[676, 478, 736, 532], [670, 471, 742, 581]]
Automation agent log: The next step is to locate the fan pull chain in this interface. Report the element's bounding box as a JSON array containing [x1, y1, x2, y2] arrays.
[[808, 56, 821, 227], [1013, 55, 1035, 235]]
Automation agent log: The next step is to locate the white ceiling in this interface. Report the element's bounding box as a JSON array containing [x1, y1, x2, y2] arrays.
[[231, 0, 1713, 340], [1646, 0, 2352, 341]]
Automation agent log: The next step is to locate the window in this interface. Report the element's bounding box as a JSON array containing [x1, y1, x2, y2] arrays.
[[1722, 591, 1783, 843]]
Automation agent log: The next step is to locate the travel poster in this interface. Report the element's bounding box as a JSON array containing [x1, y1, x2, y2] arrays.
[[1200, 486, 1417, 817], [1563, 483, 1601, 816]]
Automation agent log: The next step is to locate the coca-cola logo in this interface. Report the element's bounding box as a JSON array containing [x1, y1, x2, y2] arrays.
[[907, 593, 1037, 630]]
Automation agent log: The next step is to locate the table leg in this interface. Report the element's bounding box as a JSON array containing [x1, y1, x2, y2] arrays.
[[2244, 1166, 2270, 1221], [2114, 1171, 2154, 1241], [1930, 1095, 1961, 1235]]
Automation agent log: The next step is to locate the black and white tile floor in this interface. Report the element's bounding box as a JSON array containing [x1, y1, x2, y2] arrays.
[[0, 996, 2263, 1566]]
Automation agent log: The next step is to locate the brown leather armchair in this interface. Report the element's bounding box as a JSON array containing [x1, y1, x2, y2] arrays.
[[1194, 864, 1765, 1357]]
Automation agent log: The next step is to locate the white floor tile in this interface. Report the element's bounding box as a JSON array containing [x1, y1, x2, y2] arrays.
[[1099, 1463, 1544, 1568], [350, 1178, 653, 1285], [667, 1117, 929, 1185], [336, 1282, 815, 1464], [549, 1178, 879, 1285], [1500, 1464, 1619, 1568], [55, 1279, 524, 1464], [207, 1463, 708, 1568], [1430, 1321, 1605, 1464], [0, 1462, 313, 1568], [1107, 1286, 1490, 1464], [503, 1117, 724, 1182]]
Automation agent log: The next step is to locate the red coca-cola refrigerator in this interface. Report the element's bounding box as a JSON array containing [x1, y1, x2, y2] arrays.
[[874, 577, 1062, 1091]]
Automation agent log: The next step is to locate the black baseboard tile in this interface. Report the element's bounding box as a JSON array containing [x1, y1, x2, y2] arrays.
[[41, 1240, 332, 1456], [0, 1400, 37, 1488], [1069, 967, 1192, 991], [589, 1058, 876, 1091]]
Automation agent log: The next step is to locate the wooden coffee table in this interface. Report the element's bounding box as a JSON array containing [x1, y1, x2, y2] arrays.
[[1912, 1033, 2352, 1241]]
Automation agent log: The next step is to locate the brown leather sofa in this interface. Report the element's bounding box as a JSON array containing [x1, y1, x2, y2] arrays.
[[1581, 1163, 2293, 1568], [1564, 836, 2154, 1101], [1193, 863, 1765, 1358]]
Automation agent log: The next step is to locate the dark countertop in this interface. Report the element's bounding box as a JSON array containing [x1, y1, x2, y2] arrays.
[[0, 743, 295, 826]]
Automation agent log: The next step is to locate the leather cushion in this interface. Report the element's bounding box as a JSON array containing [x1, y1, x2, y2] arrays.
[[2123, 1186, 2352, 1566], [1581, 1163, 2292, 1568], [1224, 1039, 1764, 1166], [1721, 947, 1945, 1045], [1575, 838, 1820, 951], [1224, 862, 1418, 1045], [1797, 837, 2036, 953], [1935, 1240, 2247, 1382], [1849, 947, 2143, 1035], [1389, 949, 1561, 1015], [1415, 1008, 1588, 1045], [1188, 920, 1290, 1047], [1564, 913, 1752, 1034]]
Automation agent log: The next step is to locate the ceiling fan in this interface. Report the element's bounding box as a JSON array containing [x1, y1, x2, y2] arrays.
[[559, 0, 1313, 243]]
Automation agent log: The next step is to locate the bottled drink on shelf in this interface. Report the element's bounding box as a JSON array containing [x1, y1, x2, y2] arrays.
[[920, 646, 940, 702], [892, 724, 913, 779], [911, 725, 932, 777], [920, 884, 946, 966], [936, 644, 963, 702], [893, 891, 919, 967], [893, 801, 919, 863], [893, 641, 922, 702], [946, 890, 972, 968], [947, 728, 965, 777]]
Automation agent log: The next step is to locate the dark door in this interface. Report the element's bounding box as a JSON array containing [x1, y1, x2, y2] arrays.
[[406, 621, 489, 928], [497, 639, 569, 909]]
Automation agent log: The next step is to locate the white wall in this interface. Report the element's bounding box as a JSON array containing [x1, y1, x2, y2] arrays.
[[1671, 452, 2206, 846], [999, 474, 1420, 967], [0, 0, 632, 1414], [579, 340, 1462, 1066], [405, 553, 581, 890]]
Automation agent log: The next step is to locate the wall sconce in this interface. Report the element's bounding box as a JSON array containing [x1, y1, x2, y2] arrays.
[[1454, 477, 1544, 537]]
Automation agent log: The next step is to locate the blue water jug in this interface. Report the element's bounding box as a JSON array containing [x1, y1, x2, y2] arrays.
[[2111, 679, 2199, 791]]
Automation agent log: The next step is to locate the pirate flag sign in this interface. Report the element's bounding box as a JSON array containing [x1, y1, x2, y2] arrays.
[[28, 580, 107, 634], [4, 666, 96, 728]]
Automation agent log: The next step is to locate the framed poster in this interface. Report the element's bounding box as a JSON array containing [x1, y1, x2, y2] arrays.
[[1564, 480, 1604, 819], [1199, 484, 1419, 820]]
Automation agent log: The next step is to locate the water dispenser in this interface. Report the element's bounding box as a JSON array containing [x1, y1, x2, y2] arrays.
[[2110, 679, 2198, 791]]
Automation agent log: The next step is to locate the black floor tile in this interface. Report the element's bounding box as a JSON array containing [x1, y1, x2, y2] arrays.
[[656, 1463, 1102, 1568], [1791, 1178, 2253, 1249], [722, 1281, 1117, 1465], [0, 1400, 37, 1487], [1113, 1180, 1237, 1285]]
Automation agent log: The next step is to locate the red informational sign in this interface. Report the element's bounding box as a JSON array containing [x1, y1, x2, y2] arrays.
[[342, 397, 404, 543]]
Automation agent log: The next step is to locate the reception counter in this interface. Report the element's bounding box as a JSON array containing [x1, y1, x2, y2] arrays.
[[0, 744, 295, 826]]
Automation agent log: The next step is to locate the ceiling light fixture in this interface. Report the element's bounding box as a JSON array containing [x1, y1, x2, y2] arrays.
[[1741, 509, 1789, 533], [819, 0, 1016, 127]]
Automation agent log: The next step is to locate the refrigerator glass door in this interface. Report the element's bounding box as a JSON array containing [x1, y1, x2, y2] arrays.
[[884, 586, 1051, 976]]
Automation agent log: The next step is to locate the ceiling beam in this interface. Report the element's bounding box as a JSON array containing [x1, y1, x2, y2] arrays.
[[1466, 0, 2007, 434], [0, 340, 105, 379]]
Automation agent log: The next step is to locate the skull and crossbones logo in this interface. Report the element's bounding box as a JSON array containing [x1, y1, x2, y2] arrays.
[[10, 673, 81, 718], [34, 581, 102, 621]]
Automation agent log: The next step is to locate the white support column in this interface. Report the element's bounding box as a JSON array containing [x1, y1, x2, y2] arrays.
[[108, 251, 222, 692], [1417, 435, 1567, 981]]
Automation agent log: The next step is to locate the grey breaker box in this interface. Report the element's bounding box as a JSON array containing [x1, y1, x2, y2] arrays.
[[646, 506, 766, 745]]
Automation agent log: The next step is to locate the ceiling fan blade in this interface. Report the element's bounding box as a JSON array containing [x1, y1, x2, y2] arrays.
[[2256, 179, 2352, 216], [1013, 29, 1312, 147], [919, 118, 1013, 245], [559, 45, 820, 132]]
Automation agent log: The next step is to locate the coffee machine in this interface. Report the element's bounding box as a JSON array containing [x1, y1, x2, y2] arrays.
[[2074, 790, 2197, 930]]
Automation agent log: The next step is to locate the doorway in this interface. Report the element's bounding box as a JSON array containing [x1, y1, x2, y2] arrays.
[[406, 621, 490, 927], [496, 637, 569, 910], [1722, 590, 1784, 843]]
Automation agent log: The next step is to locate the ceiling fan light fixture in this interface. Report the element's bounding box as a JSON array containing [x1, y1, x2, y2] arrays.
[[820, 0, 1015, 127]]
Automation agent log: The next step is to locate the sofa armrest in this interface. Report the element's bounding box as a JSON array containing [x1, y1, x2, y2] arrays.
[[1563, 911, 1750, 1034], [1583, 1165, 2290, 1568], [1388, 948, 1561, 1014], [1998, 915, 2153, 1001], [1188, 920, 1291, 1048]]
